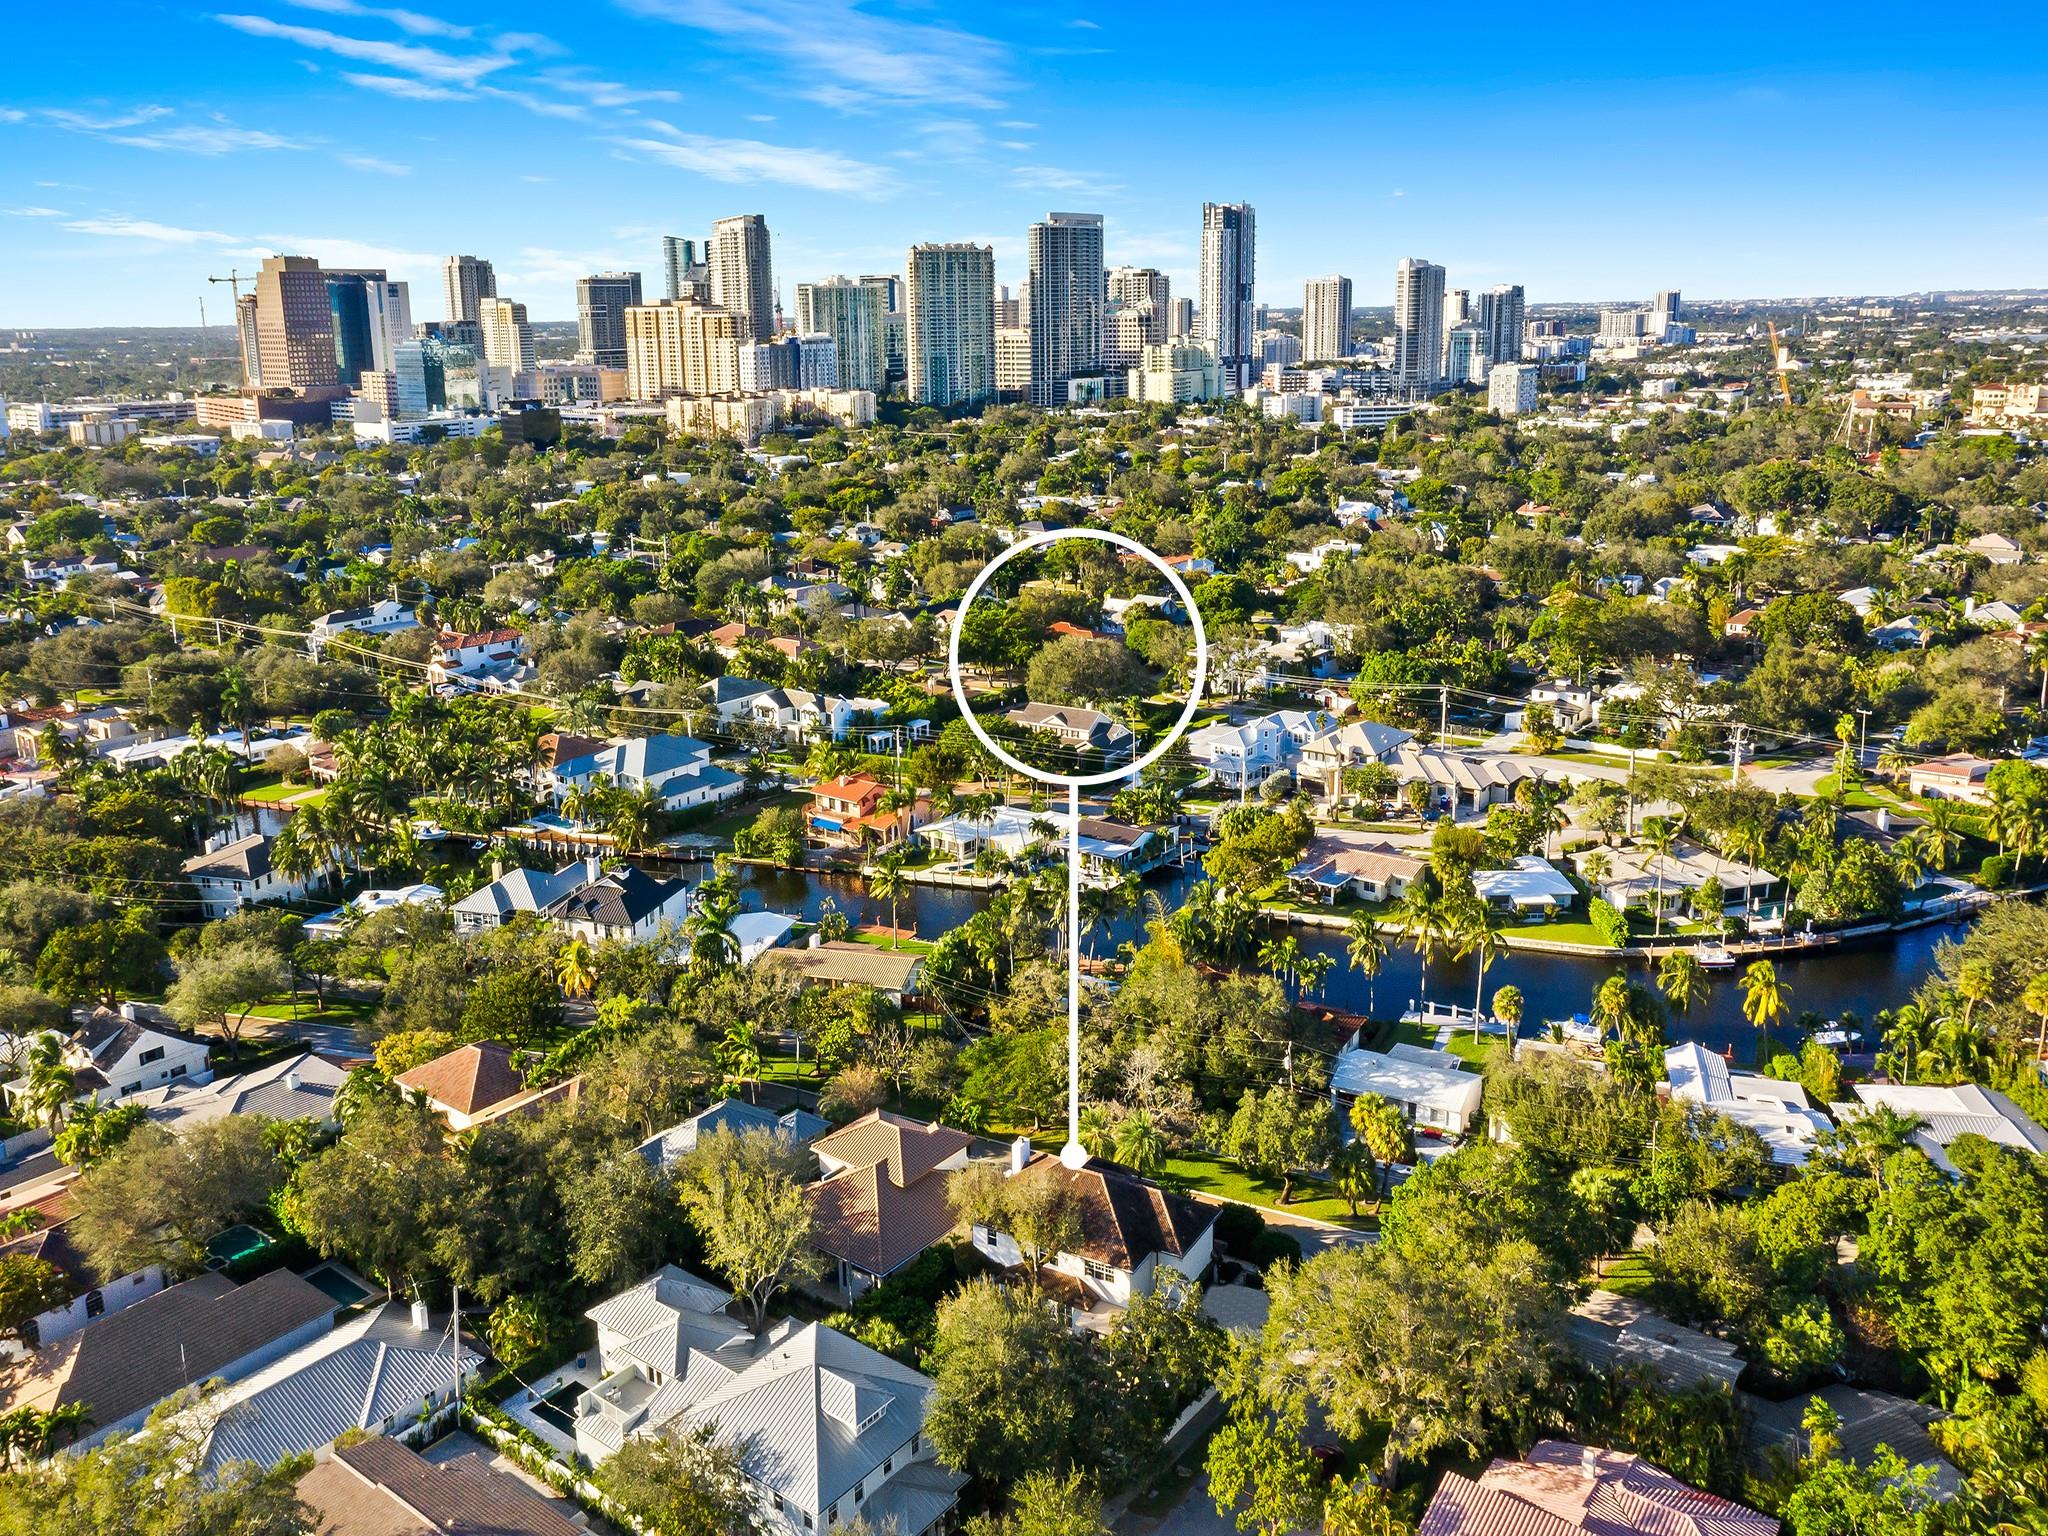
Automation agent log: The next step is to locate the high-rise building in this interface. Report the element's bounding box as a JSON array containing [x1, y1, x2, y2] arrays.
[[995, 286, 1021, 329], [995, 327, 1032, 401], [478, 298, 535, 377], [254, 255, 338, 390], [906, 243, 996, 408], [708, 215, 774, 341], [662, 236, 708, 302], [796, 277, 885, 394], [441, 255, 495, 327], [1108, 268, 1171, 341], [1652, 289, 1682, 327], [1026, 211, 1105, 407], [577, 272, 643, 369], [737, 337, 799, 393], [1476, 284, 1526, 365], [1444, 288, 1471, 327], [859, 274, 904, 315], [1168, 296, 1194, 338], [1488, 362, 1538, 416], [234, 293, 262, 388], [794, 333, 839, 389], [1599, 307, 1647, 341], [1444, 323, 1487, 384], [1302, 276, 1352, 362], [623, 301, 741, 398], [325, 271, 412, 387], [1198, 202, 1256, 388], [1105, 267, 1169, 381], [1392, 257, 1446, 393]]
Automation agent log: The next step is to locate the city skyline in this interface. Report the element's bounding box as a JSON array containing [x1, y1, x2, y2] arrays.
[[3, 2, 2046, 327]]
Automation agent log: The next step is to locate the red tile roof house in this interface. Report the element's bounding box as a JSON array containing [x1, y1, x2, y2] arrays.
[[1904, 753, 1997, 808], [806, 1111, 975, 1298], [805, 775, 925, 852], [1419, 1440, 1776, 1536], [394, 1040, 579, 1134]]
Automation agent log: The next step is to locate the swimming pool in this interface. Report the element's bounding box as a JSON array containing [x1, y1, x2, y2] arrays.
[[302, 1264, 372, 1308], [531, 1381, 586, 1435]]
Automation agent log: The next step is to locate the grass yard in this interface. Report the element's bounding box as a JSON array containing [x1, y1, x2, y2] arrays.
[[239, 993, 377, 1028], [1593, 1252, 1658, 1298], [1501, 918, 1619, 948], [848, 930, 935, 954], [242, 777, 323, 804], [686, 788, 808, 843], [1159, 1150, 1374, 1228]]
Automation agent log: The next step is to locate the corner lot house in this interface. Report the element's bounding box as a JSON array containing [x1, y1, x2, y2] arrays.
[[183, 831, 324, 919], [575, 1266, 966, 1536], [970, 1143, 1216, 1326], [807, 1111, 974, 1296]]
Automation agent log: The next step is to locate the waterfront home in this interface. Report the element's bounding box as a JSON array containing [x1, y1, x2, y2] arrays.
[[550, 733, 743, 813], [1664, 1042, 1831, 1166], [805, 775, 921, 852], [575, 1267, 966, 1535], [969, 1141, 1215, 1328], [1330, 1039, 1483, 1138], [1286, 836, 1423, 904], [183, 831, 325, 920], [451, 858, 596, 933], [766, 942, 924, 1004], [1418, 1440, 1776, 1536], [1470, 856, 1578, 919], [0, 1270, 335, 1451], [542, 864, 690, 945], [917, 803, 1056, 863], [1574, 840, 1776, 925], [1830, 1082, 2048, 1176], [807, 1111, 975, 1296], [1297, 720, 1415, 800]]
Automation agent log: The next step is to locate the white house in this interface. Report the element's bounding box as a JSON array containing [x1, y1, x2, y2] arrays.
[[549, 734, 743, 813], [306, 599, 416, 655], [1830, 1082, 2048, 1176], [301, 883, 443, 941], [183, 831, 324, 919], [1331, 1039, 1484, 1138], [1186, 708, 1338, 790], [451, 859, 598, 933], [575, 1267, 966, 1536], [1472, 856, 1579, 919], [4, 1011, 213, 1114], [1665, 1042, 1832, 1167], [426, 627, 527, 688], [969, 1143, 1216, 1328], [744, 687, 889, 743], [1284, 539, 1364, 574], [542, 864, 690, 945]]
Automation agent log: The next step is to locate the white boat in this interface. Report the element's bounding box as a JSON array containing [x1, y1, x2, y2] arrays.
[[1696, 943, 1737, 970]]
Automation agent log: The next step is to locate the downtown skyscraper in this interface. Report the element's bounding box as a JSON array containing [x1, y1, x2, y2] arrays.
[[906, 243, 996, 408], [577, 272, 643, 369], [1392, 257, 1447, 393], [1026, 211, 1105, 408], [1198, 202, 1256, 388], [1477, 284, 1526, 366], [709, 215, 774, 342], [795, 277, 885, 394], [441, 254, 495, 327], [1302, 276, 1352, 362]]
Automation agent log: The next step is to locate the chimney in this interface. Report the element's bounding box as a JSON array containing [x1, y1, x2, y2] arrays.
[[1009, 1135, 1032, 1175], [807, 930, 822, 949], [1580, 1444, 1600, 1480], [285, 1067, 300, 1092], [409, 1298, 431, 1332], [491, 859, 505, 881]]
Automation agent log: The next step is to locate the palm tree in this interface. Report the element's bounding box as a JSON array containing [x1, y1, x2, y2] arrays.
[[868, 851, 909, 949], [1297, 951, 1335, 999], [1641, 816, 1681, 938], [1926, 1010, 1991, 1083], [1450, 896, 1507, 1038], [1112, 1110, 1167, 1177], [1348, 1094, 1413, 1201], [1516, 778, 1569, 859], [1590, 975, 1633, 1044], [1739, 960, 1790, 1065], [1491, 984, 1524, 1035], [1399, 883, 1450, 1008], [554, 937, 597, 1000], [1955, 958, 1995, 1033], [1657, 950, 1708, 1023], [2022, 973, 2048, 1063], [1257, 934, 1304, 990], [1345, 912, 1387, 1019], [1916, 800, 1963, 873], [604, 783, 664, 854], [270, 810, 330, 893], [22, 1035, 72, 1132], [1329, 1139, 1376, 1218], [717, 1017, 763, 1102], [687, 889, 741, 972]]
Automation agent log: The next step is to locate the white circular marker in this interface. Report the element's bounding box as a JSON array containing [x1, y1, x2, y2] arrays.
[[945, 528, 1209, 1169]]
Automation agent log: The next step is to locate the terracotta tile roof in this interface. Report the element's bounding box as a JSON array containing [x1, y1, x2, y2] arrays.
[[806, 1160, 960, 1280], [812, 1110, 972, 1187], [1010, 1154, 1215, 1271], [301, 1437, 584, 1536], [0, 1269, 333, 1428], [1419, 1441, 1776, 1536], [395, 1041, 527, 1117]]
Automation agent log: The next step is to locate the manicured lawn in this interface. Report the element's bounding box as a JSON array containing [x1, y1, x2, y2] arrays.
[[849, 930, 934, 954], [1159, 1150, 1374, 1229], [242, 778, 323, 804], [1593, 1252, 1658, 1298], [1440, 1033, 1506, 1069], [240, 993, 377, 1027], [685, 789, 807, 843], [1500, 919, 1618, 948]]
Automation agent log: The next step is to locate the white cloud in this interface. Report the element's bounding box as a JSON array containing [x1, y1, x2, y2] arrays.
[[276, 0, 474, 39], [1070, 17, 1100, 27], [109, 121, 301, 154], [0, 108, 29, 123], [998, 140, 1033, 151], [539, 72, 680, 107], [341, 71, 468, 99], [63, 216, 241, 244], [42, 106, 173, 132], [338, 152, 411, 174], [617, 0, 1009, 110], [3, 206, 65, 218], [213, 13, 536, 85], [998, 119, 1037, 129], [744, 113, 775, 123], [1012, 165, 1121, 198], [478, 86, 588, 120], [617, 130, 898, 196]]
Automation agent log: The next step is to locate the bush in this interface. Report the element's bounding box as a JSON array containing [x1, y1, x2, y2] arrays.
[[1212, 1202, 1269, 1257], [1589, 897, 1629, 948], [1979, 853, 2016, 889]]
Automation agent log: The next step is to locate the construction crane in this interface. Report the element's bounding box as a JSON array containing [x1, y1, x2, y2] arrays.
[[1766, 320, 1796, 406], [207, 269, 250, 304], [207, 271, 253, 382]]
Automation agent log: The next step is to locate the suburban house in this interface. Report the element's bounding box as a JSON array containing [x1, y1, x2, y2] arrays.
[[806, 1111, 974, 1296], [1286, 836, 1423, 904], [1576, 841, 1777, 924], [730, 910, 801, 964], [0, 1214, 166, 1357], [1830, 1081, 2048, 1176], [1471, 856, 1579, 919], [1905, 753, 1997, 805], [135, 1049, 350, 1132], [970, 1143, 1216, 1327], [1005, 702, 1136, 758], [0, 1269, 336, 1450], [768, 942, 925, 1004], [451, 859, 596, 933], [1417, 1440, 1775, 1536], [575, 1266, 966, 1536], [196, 1301, 483, 1472], [916, 804, 1059, 863], [1384, 746, 1550, 819], [1331, 1039, 1484, 1138], [637, 1100, 832, 1168], [805, 775, 923, 852], [306, 599, 417, 654], [1184, 708, 1338, 790], [183, 831, 325, 920], [3, 1010, 213, 1113], [1965, 531, 2024, 565], [743, 686, 890, 743], [395, 1040, 575, 1133], [1565, 1289, 1747, 1393], [298, 1438, 583, 1536], [1665, 1042, 1832, 1166], [705, 675, 777, 722], [1298, 720, 1415, 799], [542, 864, 690, 945], [302, 881, 443, 940], [426, 627, 527, 688], [550, 734, 743, 813]]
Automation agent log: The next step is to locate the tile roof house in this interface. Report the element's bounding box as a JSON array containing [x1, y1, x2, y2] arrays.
[[970, 1144, 1216, 1325], [395, 1041, 533, 1132], [183, 831, 325, 920], [765, 941, 925, 1003], [298, 1436, 584, 1536], [806, 1111, 974, 1295], [575, 1266, 965, 1536], [0, 1269, 336, 1449], [196, 1302, 483, 1472], [1419, 1440, 1776, 1536], [542, 864, 690, 945], [1904, 753, 1998, 807], [805, 775, 923, 852]]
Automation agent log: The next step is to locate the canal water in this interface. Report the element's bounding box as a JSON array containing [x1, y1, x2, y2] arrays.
[[732, 864, 1964, 1058]]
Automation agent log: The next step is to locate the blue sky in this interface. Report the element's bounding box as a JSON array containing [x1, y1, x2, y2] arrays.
[[3, 1, 2045, 327]]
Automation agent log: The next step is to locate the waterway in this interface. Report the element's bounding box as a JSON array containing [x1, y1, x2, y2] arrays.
[[730, 863, 1967, 1059]]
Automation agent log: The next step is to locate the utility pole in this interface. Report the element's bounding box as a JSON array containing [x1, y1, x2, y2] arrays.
[[1439, 685, 1449, 741], [1730, 723, 1745, 785], [1855, 708, 1872, 769], [450, 1281, 463, 1421]]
